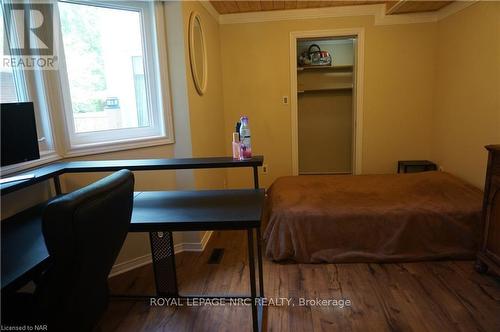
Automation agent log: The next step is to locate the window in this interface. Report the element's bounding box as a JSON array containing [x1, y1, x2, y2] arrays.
[[1, 0, 171, 173], [0, 66, 20, 103], [57, 0, 170, 148], [1, 7, 54, 156], [0, 15, 27, 104], [0, 64, 55, 157]]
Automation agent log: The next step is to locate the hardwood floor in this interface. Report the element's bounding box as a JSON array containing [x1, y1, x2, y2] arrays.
[[100, 231, 500, 332]]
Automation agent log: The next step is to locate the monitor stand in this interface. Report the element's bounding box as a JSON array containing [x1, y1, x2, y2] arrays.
[[0, 174, 36, 184]]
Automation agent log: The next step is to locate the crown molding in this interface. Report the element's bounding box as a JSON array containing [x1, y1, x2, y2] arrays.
[[216, 1, 477, 26], [199, 0, 220, 22], [374, 4, 437, 25], [385, 0, 407, 15], [219, 4, 382, 25], [436, 0, 477, 21]]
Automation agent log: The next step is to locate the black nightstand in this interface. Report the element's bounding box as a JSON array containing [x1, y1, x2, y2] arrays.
[[397, 160, 438, 173]]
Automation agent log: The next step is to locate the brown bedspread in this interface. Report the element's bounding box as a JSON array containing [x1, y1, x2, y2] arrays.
[[263, 171, 483, 263]]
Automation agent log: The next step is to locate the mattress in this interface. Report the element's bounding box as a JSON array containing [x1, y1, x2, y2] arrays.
[[262, 171, 483, 263]]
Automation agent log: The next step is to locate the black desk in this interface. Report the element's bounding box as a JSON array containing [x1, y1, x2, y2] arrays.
[[131, 190, 264, 231], [131, 189, 265, 332], [1, 203, 49, 292], [1, 156, 264, 331], [2, 189, 265, 330], [2, 189, 265, 286]]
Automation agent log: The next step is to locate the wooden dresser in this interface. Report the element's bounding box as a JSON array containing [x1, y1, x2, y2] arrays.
[[476, 145, 500, 276]]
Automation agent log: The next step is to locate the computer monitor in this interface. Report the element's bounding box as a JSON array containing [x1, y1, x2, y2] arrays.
[[1, 102, 40, 167]]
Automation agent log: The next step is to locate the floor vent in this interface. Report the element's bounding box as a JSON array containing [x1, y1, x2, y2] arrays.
[[208, 248, 225, 264]]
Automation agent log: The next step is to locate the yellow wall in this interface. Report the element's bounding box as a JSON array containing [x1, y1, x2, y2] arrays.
[[220, 16, 437, 188], [182, 1, 228, 190], [432, 1, 500, 188]]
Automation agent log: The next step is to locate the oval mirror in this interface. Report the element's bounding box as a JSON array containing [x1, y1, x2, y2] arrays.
[[189, 12, 207, 95]]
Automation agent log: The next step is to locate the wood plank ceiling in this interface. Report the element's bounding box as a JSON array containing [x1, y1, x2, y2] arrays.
[[210, 1, 454, 15]]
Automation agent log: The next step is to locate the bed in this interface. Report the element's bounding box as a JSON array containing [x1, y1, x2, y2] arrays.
[[262, 171, 483, 263]]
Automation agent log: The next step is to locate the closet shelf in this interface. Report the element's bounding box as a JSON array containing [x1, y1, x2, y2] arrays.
[[297, 65, 353, 72], [298, 85, 353, 93]]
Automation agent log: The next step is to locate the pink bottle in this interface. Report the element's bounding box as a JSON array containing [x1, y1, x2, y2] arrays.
[[232, 132, 241, 160]]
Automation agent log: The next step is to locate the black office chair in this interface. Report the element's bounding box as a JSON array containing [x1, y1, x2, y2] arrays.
[[2, 169, 135, 331]]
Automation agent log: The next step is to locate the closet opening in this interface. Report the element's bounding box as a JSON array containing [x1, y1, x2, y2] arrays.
[[290, 29, 364, 176]]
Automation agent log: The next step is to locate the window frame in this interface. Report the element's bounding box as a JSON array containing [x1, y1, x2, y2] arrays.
[[1, 2, 59, 175], [1, 0, 174, 175], [56, 0, 174, 154]]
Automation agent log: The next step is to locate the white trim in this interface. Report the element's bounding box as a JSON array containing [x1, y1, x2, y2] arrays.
[[174, 231, 213, 252], [436, 0, 478, 21], [354, 33, 364, 175], [56, 0, 172, 149], [199, 0, 220, 22], [218, 2, 475, 26], [108, 253, 152, 278], [290, 36, 298, 176], [0, 136, 172, 176], [220, 4, 379, 25], [290, 28, 364, 176], [373, 6, 436, 26], [153, 1, 176, 150], [61, 136, 174, 158], [108, 231, 213, 278], [200, 230, 213, 249], [385, 1, 406, 15], [217, 3, 435, 25], [179, 240, 206, 252], [0, 152, 61, 176]]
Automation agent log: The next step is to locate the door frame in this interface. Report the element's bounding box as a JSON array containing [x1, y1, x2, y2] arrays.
[[290, 28, 364, 175]]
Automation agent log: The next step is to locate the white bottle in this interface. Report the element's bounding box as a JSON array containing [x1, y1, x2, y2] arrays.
[[239, 116, 252, 159]]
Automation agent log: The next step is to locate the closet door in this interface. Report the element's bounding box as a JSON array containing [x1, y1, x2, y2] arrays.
[[298, 90, 353, 174], [297, 38, 355, 175]]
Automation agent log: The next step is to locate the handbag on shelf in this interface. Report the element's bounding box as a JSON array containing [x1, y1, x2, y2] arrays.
[[298, 44, 332, 67]]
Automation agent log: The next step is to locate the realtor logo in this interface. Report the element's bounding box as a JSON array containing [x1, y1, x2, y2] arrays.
[[2, 2, 58, 69]]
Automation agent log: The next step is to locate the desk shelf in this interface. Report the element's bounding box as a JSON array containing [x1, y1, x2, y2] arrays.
[[1, 189, 265, 290], [0, 156, 264, 195], [131, 189, 265, 232]]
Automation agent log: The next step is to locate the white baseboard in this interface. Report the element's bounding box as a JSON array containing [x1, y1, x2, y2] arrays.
[[109, 231, 213, 278], [200, 230, 213, 250], [109, 253, 152, 278]]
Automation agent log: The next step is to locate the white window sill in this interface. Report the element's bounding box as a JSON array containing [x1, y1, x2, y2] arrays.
[[0, 151, 62, 176], [63, 135, 175, 159], [1, 136, 175, 177]]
